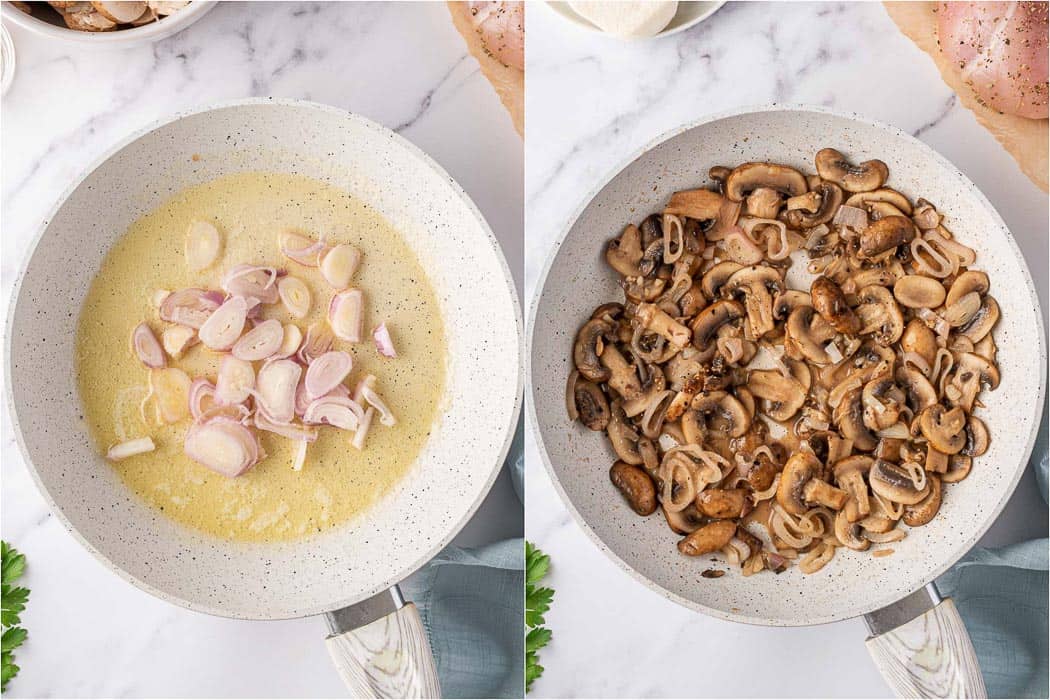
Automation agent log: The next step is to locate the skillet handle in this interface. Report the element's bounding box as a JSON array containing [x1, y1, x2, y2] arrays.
[[325, 591, 442, 699], [864, 585, 986, 698]]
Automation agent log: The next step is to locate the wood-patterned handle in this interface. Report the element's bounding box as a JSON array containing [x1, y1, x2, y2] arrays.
[[326, 603, 442, 699], [866, 598, 986, 698]]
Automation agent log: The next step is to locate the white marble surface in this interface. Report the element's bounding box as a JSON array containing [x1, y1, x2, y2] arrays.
[[525, 2, 1048, 698], [0, 2, 522, 697]]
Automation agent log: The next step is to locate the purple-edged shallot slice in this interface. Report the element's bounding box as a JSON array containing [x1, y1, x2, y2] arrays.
[[184, 419, 262, 478], [185, 220, 223, 271], [351, 407, 375, 450], [298, 322, 334, 364], [277, 276, 311, 319], [131, 323, 166, 368], [304, 350, 353, 398], [372, 322, 397, 358], [232, 319, 284, 361], [106, 437, 156, 462], [159, 288, 224, 329], [328, 289, 364, 343], [303, 395, 364, 431], [221, 265, 280, 304], [199, 295, 249, 350], [358, 379, 396, 427], [319, 244, 361, 290], [255, 359, 302, 424], [161, 325, 197, 359], [274, 323, 303, 359], [149, 368, 192, 424], [189, 378, 218, 419], [254, 410, 319, 442], [215, 355, 255, 405], [279, 230, 327, 267]]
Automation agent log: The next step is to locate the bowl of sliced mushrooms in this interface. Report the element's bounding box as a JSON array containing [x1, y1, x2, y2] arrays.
[[2, 1, 212, 45], [529, 106, 1046, 625]]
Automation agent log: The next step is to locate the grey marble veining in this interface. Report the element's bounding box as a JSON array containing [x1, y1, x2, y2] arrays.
[[524, 2, 1047, 697]]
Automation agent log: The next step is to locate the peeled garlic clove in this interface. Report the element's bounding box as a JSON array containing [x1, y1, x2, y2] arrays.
[[328, 289, 364, 343], [372, 322, 397, 358], [189, 378, 218, 419], [254, 410, 319, 442], [106, 436, 155, 461], [305, 350, 353, 398], [232, 319, 284, 361], [277, 276, 311, 318], [221, 265, 280, 304], [298, 322, 334, 364], [199, 296, 248, 350], [185, 220, 223, 272], [319, 244, 362, 290], [131, 323, 165, 368], [215, 355, 255, 405], [184, 419, 261, 478], [161, 325, 197, 359], [303, 396, 364, 431], [150, 368, 192, 424], [159, 288, 224, 329], [279, 230, 326, 267], [256, 359, 302, 424], [274, 323, 303, 359]]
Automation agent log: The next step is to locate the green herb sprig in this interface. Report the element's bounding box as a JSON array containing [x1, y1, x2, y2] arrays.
[[2, 541, 29, 692], [525, 541, 553, 693]]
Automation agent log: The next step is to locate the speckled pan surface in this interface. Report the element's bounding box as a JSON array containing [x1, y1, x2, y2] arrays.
[[529, 105, 1046, 626], [6, 99, 522, 620]]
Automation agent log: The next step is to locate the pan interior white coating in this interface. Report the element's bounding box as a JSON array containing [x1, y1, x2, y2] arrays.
[[529, 107, 1045, 626], [6, 100, 522, 620]]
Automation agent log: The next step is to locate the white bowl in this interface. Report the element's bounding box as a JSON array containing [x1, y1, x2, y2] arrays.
[[1, 1, 214, 47], [545, 1, 726, 39]]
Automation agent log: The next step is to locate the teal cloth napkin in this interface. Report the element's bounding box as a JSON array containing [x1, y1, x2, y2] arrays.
[[935, 409, 1048, 698], [401, 417, 525, 699]]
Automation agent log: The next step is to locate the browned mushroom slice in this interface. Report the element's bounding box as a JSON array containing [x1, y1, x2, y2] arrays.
[[835, 509, 871, 551], [942, 454, 973, 483], [945, 353, 1000, 412], [607, 400, 643, 465], [810, 276, 860, 335], [663, 503, 705, 534], [834, 455, 874, 522], [574, 318, 612, 381], [572, 379, 610, 431], [747, 369, 807, 423], [833, 386, 878, 451], [724, 163, 808, 202], [802, 478, 849, 510], [959, 296, 999, 343], [869, 459, 930, 505], [918, 404, 968, 454], [962, 415, 990, 457], [775, 451, 822, 516], [814, 148, 889, 193], [945, 270, 989, 307], [861, 376, 907, 432], [858, 216, 917, 259], [634, 303, 691, 349], [844, 188, 913, 215], [689, 299, 745, 354], [700, 260, 744, 299], [92, 0, 147, 22], [902, 474, 942, 526], [900, 318, 938, 367], [696, 488, 752, 519], [606, 224, 645, 276], [893, 275, 946, 309], [785, 181, 844, 229], [722, 265, 782, 340], [854, 285, 904, 346], [610, 461, 657, 515], [745, 187, 783, 219], [600, 344, 643, 401], [677, 520, 737, 556], [688, 390, 752, 439], [896, 365, 938, 413], [664, 188, 724, 221], [784, 306, 838, 365]]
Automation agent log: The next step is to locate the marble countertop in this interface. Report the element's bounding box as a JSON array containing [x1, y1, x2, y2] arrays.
[[0, 2, 522, 697], [525, 2, 1048, 698]]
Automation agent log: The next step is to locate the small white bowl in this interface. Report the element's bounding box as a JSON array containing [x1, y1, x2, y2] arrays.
[[1, 1, 214, 47], [545, 1, 726, 39]]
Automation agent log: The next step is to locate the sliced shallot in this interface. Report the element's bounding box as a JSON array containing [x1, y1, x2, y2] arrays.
[[184, 419, 262, 478], [292, 439, 309, 471], [189, 378, 218, 419], [255, 359, 302, 423], [319, 244, 362, 289], [131, 323, 166, 368], [232, 319, 284, 361], [185, 220, 223, 271], [351, 407, 375, 450], [161, 325, 197, 359], [303, 395, 364, 431], [305, 350, 353, 398], [151, 289, 171, 308], [277, 276, 311, 318], [274, 323, 303, 359], [149, 367, 192, 424], [372, 323, 397, 358], [254, 410, 319, 442], [328, 289, 364, 342], [279, 230, 326, 267], [298, 322, 334, 363], [159, 288, 224, 329], [199, 296, 249, 350], [106, 437, 155, 461], [359, 382, 396, 427], [221, 265, 279, 304], [215, 355, 255, 405]]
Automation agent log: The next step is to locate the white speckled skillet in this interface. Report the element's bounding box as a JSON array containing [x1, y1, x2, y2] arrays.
[[529, 105, 1045, 697], [6, 99, 522, 698]]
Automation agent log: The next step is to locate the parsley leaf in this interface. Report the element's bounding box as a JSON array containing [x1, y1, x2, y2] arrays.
[[525, 542, 553, 693], [1, 541, 29, 692]]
